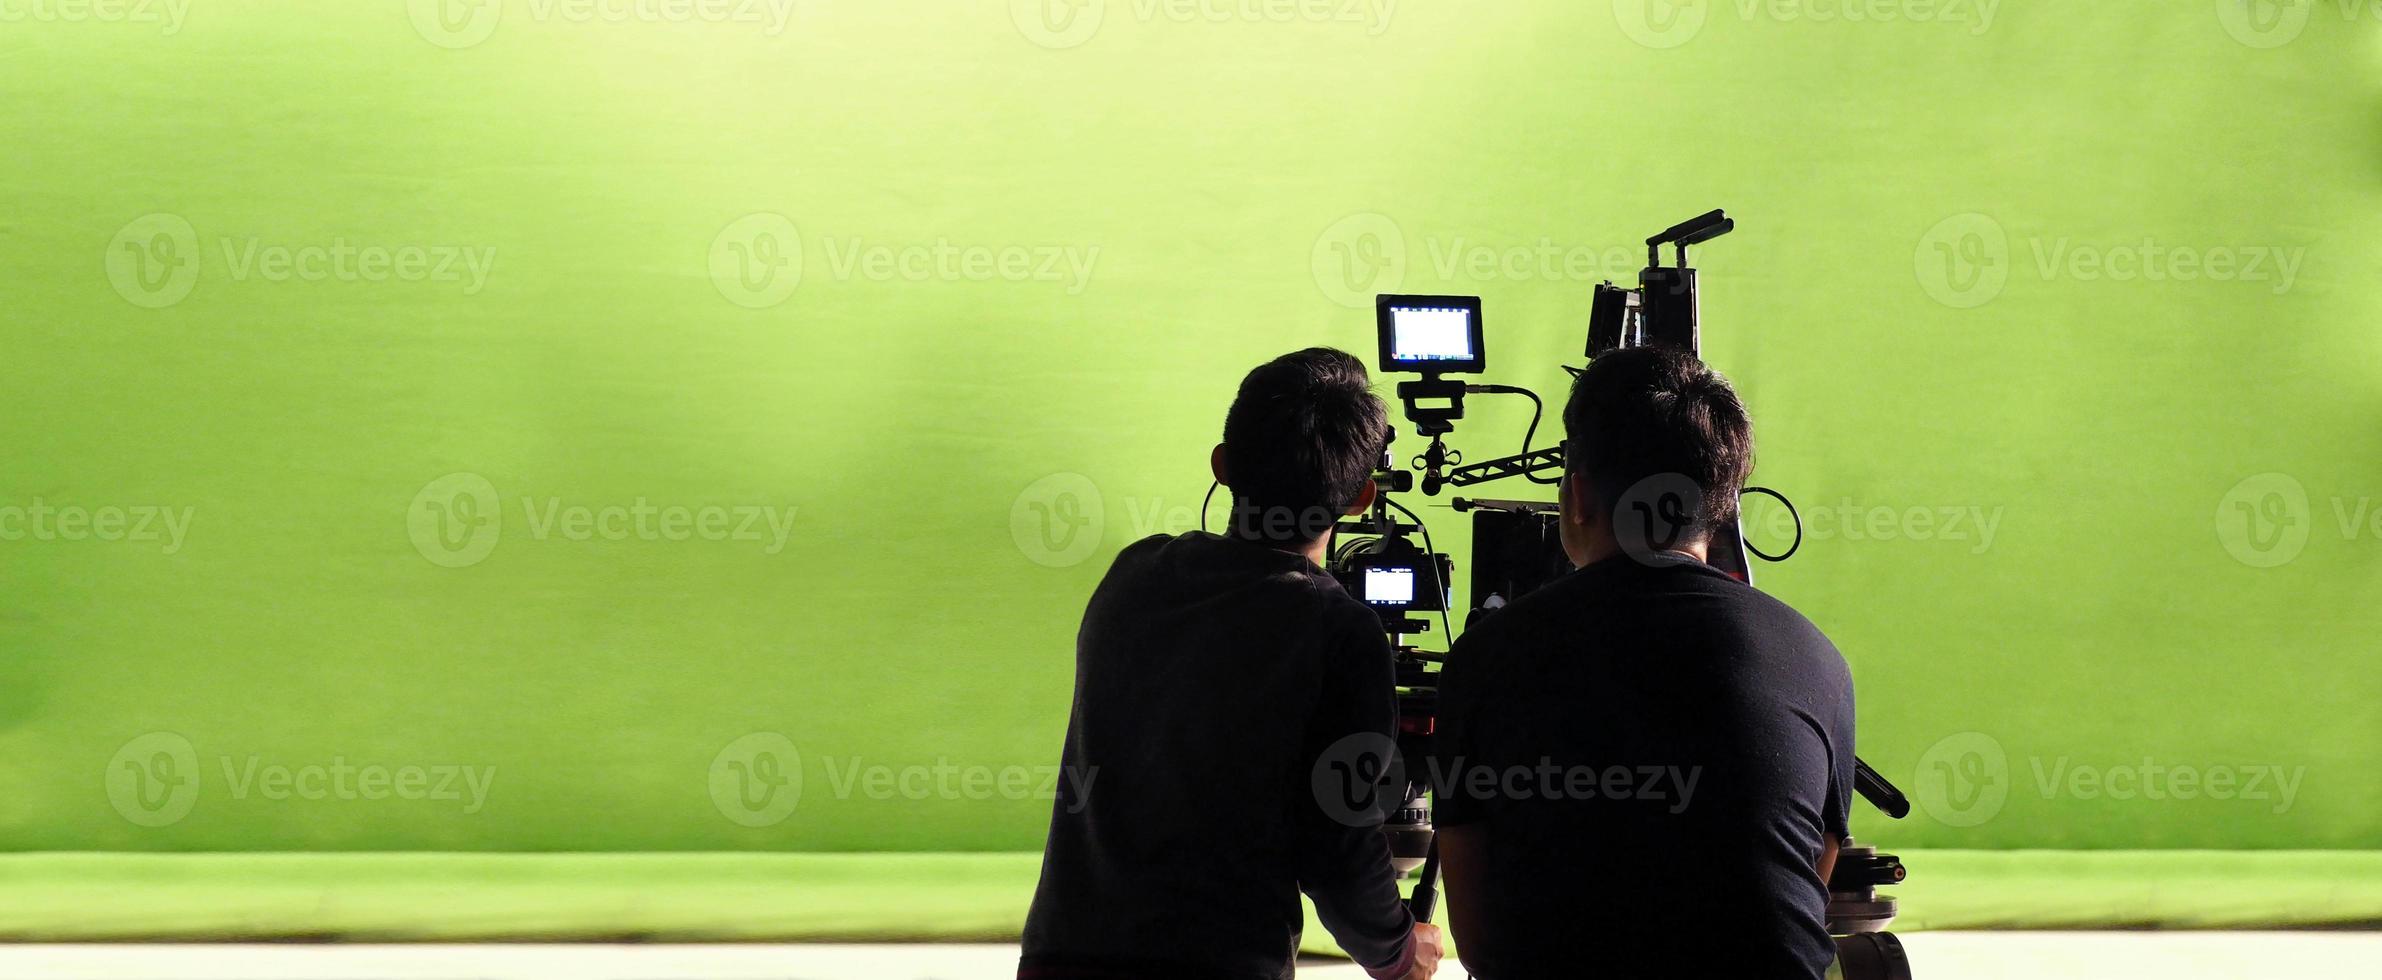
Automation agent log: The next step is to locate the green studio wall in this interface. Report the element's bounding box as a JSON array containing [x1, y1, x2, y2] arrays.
[[1, 1, 2375, 855]]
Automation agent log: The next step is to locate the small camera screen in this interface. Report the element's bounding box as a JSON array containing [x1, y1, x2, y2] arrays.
[[1389, 305, 1476, 364], [1363, 566, 1417, 606]]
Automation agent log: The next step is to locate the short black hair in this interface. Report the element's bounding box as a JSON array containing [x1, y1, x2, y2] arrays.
[[1221, 348, 1390, 543], [1562, 346, 1754, 541]]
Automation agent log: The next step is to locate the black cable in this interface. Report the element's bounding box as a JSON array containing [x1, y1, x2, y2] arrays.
[[1379, 494, 1456, 647], [1741, 486, 1802, 562], [1467, 384, 1562, 485], [1198, 480, 1219, 532]]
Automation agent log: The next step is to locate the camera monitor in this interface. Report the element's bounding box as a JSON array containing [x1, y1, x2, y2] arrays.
[[1376, 295, 1485, 374], [1362, 565, 1417, 606], [1339, 551, 1449, 613]]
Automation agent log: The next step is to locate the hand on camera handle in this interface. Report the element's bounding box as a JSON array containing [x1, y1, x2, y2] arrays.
[[1391, 922, 1444, 980]]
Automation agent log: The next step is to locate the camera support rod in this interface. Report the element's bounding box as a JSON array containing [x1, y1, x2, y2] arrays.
[[1443, 446, 1564, 488]]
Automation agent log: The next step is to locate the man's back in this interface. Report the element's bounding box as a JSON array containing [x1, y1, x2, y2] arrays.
[[1432, 551, 1854, 979], [1022, 532, 1412, 980]]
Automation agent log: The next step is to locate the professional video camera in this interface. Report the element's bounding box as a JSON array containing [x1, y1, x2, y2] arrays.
[[1328, 210, 1915, 980]]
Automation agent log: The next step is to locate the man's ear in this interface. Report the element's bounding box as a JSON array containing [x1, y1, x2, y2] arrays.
[[1210, 444, 1230, 488], [1344, 477, 1378, 516], [1561, 471, 1597, 528]]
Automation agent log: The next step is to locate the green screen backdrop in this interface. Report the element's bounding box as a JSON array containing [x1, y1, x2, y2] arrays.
[[2, 1, 2376, 864]]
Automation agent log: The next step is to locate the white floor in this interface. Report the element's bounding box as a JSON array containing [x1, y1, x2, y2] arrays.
[[0, 935, 2375, 979]]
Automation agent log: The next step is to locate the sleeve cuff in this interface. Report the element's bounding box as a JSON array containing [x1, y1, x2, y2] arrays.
[[1362, 929, 1416, 980]]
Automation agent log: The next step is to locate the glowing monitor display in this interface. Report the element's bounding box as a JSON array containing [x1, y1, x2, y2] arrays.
[[1363, 566, 1417, 605]]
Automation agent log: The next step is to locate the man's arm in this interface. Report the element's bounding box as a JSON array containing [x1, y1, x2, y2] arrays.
[[1436, 823, 1497, 974], [1296, 621, 1431, 980], [1426, 627, 1502, 977]]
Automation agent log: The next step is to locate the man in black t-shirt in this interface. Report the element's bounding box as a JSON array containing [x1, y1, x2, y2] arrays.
[[1431, 348, 1856, 979], [1022, 349, 1442, 980]]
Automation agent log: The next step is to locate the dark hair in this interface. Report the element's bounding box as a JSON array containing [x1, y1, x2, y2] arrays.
[[1562, 347, 1754, 541], [1221, 348, 1390, 543]]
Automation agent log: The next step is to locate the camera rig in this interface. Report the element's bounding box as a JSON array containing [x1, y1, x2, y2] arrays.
[[1330, 210, 1914, 980]]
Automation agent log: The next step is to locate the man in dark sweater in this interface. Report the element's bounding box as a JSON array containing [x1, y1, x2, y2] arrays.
[[1430, 347, 1857, 979], [1021, 349, 1443, 980]]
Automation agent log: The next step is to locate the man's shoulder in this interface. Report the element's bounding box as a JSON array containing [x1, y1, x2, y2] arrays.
[[1102, 532, 1375, 627], [1455, 557, 1843, 668]]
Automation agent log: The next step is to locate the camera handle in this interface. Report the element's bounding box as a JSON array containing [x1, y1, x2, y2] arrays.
[[1406, 842, 1442, 924], [1395, 376, 1468, 496]]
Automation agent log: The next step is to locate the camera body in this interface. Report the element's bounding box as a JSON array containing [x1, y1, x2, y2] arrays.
[[1337, 546, 1453, 618]]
